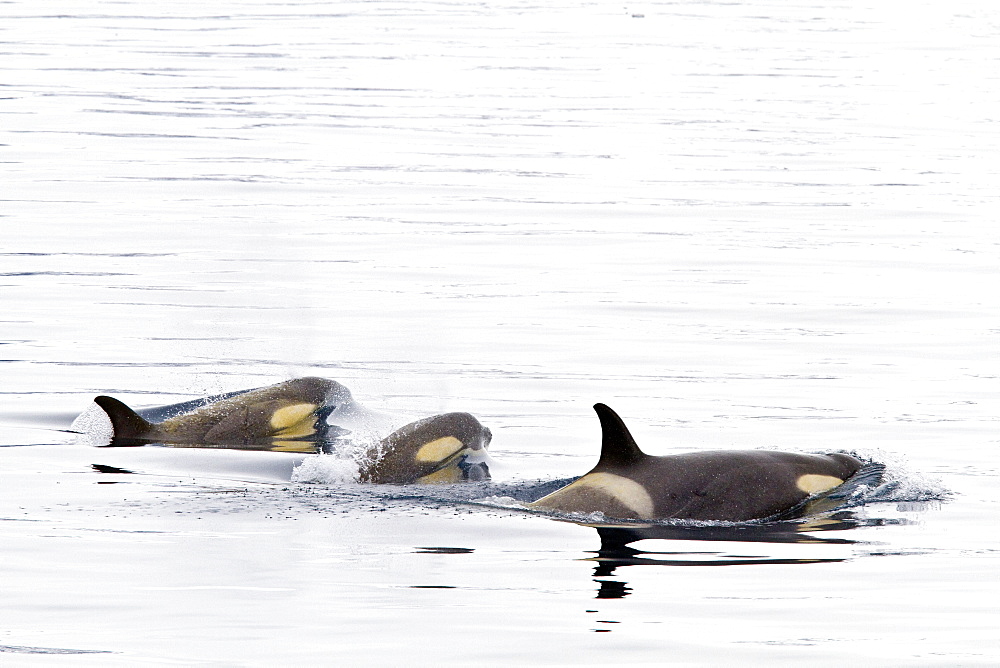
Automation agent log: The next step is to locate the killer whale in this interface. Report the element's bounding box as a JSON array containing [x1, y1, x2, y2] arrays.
[[359, 411, 492, 484], [90, 377, 492, 484], [530, 403, 864, 521], [94, 377, 346, 448]]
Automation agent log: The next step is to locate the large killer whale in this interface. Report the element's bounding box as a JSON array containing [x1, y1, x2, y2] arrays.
[[91, 377, 492, 484], [530, 403, 865, 521]]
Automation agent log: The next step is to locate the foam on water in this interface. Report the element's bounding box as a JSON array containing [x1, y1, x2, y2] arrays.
[[847, 450, 952, 505], [69, 402, 114, 446], [291, 453, 361, 484]]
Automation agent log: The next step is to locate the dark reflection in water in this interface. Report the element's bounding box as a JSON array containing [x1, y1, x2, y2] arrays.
[[583, 512, 891, 598], [91, 463, 134, 474], [595, 580, 632, 599]]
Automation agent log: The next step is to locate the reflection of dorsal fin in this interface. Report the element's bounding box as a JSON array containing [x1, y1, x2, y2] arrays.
[[94, 396, 154, 440], [593, 403, 647, 469]]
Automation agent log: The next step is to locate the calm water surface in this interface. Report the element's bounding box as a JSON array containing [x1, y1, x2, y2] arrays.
[[2, 0, 998, 665]]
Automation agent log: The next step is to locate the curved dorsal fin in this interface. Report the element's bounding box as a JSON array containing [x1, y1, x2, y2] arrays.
[[593, 403, 646, 469], [94, 395, 154, 441]]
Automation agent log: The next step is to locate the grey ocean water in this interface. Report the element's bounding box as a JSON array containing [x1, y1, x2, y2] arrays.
[[2, 0, 998, 664]]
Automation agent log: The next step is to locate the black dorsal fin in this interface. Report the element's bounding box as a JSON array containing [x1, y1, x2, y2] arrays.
[[593, 403, 647, 469], [93, 396, 154, 440]]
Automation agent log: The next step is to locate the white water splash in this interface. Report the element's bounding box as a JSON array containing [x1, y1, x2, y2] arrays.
[[291, 454, 361, 484], [69, 402, 113, 446], [849, 450, 951, 505]]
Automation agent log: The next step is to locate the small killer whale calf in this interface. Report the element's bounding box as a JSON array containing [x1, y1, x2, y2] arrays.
[[94, 377, 345, 448], [359, 411, 492, 484], [530, 403, 866, 522], [91, 377, 492, 484]]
